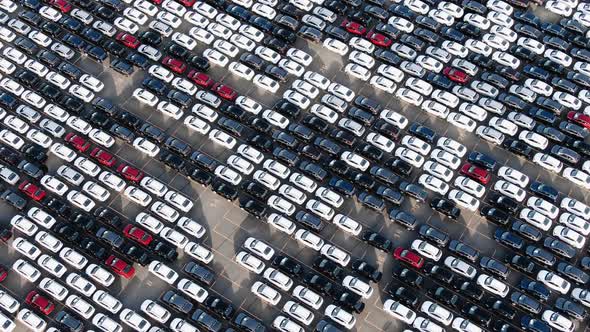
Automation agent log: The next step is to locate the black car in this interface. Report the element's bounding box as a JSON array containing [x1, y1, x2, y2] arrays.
[[110, 59, 134, 75], [233, 312, 265, 332], [334, 292, 364, 314], [272, 256, 302, 277], [149, 240, 178, 262], [298, 26, 322, 43], [328, 177, 355, 198], [430, 198, 460, 220], [94, 207, 124, 230], [46, 198, 73, 219], [96, 227, 124, 249], [303, 273, 333, 295], [192, 309, 222, 332], [418, 225, 449, 246], [429, 287, 459, 308], [54, 223, 81, 243], [0, 190, 26, 210], [543, 237, 575, 259], [481, 72, 509, 89], [376, 186, 403, 205], [191, 152, 217, 172], [440, 26, 465, 42], [526, 245, 557, 267], [314, 257, 344, 280], [480, 206, 510, 225], [503, 139, 533, 159], [295, 211, 323, 232], [456, 281, 484, 301], [184, 261, 215, 286], [55, 310, 83, 332], [374, 49, 402, 66], [468, 151, 497, 170], [348, 108, 374, 126], [511, 292, 542, 314], [121, 244, 149, 266], [485, 298, 516, 320], [351, 259, 382, 282], [143, 77, 168, 95], [494, 229, 524, 250], [456, 22, 482, 37], [449, 240, 479, 262], [299, 161, 327, 181], [393, 267, 423, 288], [537, 96, 565, 114], [557, 262, 589, 284], [162, 291, 193, 314], [275, 15, 298, 31], [159, 152, 186, 172], [239, 198, 267, 219], [559, 121, 589, 140], [507, 254, 536, 274], [370, 166, 399, 186], [241, 181, 269, 201], [528, 107, 558, 125], [388, 286, 418, 308], [424, 263, 454, 284], [555, 297, 587, 320], [521, 315, 551, 332], [479, 256, 510, 280], [399, 181, 427, 203], [388, 208, 417, 230], [189, 169, 212, 187], [204, 296, 235, 320], [79, 238, 109, 260], [520, 278, 550, 302], [188, 55, 210, 71], [498, 93, 528, 111], [289, 124, 314, 142], [358, 192, 385, 211], [512, 220, 543, 242], [408, 124, 435, 143]]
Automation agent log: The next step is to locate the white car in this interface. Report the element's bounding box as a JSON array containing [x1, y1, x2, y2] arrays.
[[251, 281, 281, 305], [380, 109, 408, 128], [518, 37, 545, 55], [283, 90, 310, 109], [396, 88, 423, 106], [306, 200, 335, 221], [476, 126, 505, 144], [316, 187, 343, 208], [341, 151, 369, 171], [93, 313, 123, 332], [164, 191, 193, 212], [236, 251, 265, 274], [237, 144, 263, 164], [333, 214, 361, 236], [27, 129, 53, 148], [370, 76, 397, 93], [214, 39, 238, 57], [231, 34, 255, 51], [160, 227, 188, 248], [533, 153, 563, 173], [324, 305, 356, 329], [304, 71, 330, 90], [262, 110, 289, 129], [66, 295, 95, 319], [252, 74, 279, 93], [37, 254, 66, 278], [138, 45, 162, 61], [411, 239, 442, 261], [519, 130, 548, 150], [158, 102, 183, 120], [40, 175, 69, 196], [383, 299, 416, 325], [114, 17, 139, 33], [494, 180, 526, 202], [28, 207, 57, 229], [328, 83, 355, 102], [12, 238, 41, 260], [395, 147, 425, 168], [149, 261, 178, 284], [59, 247, 88, 270], [287, 48, 312, 66], [244, 237, 275, 261], [489, 117, 518, 136], [177, 279, 208, 303], [67, 191, 96, 212], [279, 59, 304, 77], [208, 129, 237, 149], [50, 143, 76, 162], [0, 290, 20, 314], [264, 160, 290, 179], [419, 174, 449, 195], [92, 290, 122, 314], [157, 11, 181, 28], [273, 316, 304, 332], [420, 301, 453, 326], [292, 286, 323, 310], [545, 49, 572, 67], [424, 161, 453, 182], [572, 288, 590, 307], [86, 264, 114, 287], [422, 101, 449, 119], [98, 172, 126, 192], [553, 226, 586, 249], [431, 149, 461, 169], [83, 182, 110, 202], [454, 177, 485, 198], [264, 268, 293, 291], [520, 209, 552, 231], [444, 256, 477, 279], [527, 196, 558, 219], [141, 300, 170, 324], [294, 230, 324, 251], [561, 198, 590, 220], [368, 133, 395, 153], [66, 273, 96, 297], [563, 168, 590, 189], [448, 190, 480, 211], [140, 176, 168, 197], [476, 274, 509, 298], [12, 259, 41, 282], [11, 216, 38, 237], [124, 187, 153, 207], [0, 166, 19, 185], [538, 270, 571, 295], [492, 51, 520, 69], [321, 244, 351, 267], [228, 62, 254, 80], [541, 310, 575, 332], [133, 89, 158, 107], [507, 112, 535, 130], [345, 63, 370, 81], [0, 130, 24, 149], [17, 309, 46, 332]]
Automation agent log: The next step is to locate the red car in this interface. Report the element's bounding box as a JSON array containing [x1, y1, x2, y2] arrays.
[[212, 83, 237, 101], [178, 0, 195, 6], [567, 111, 590, 129], [123, 224, 153, 246], [393, 247, 424, 268], [149, 0, 163, 4], [117, 164, 144, 183], [26, 291, 55, 315], [18, 181, 46, 201], [443, 67, 469, 84], [48, 0, 71, 12], [105, 255, 135, 279], [90, 148, 116, 167], [366, 31, 392, 47], [162, 56, 187, 74], [65, 132, 91, 152], [0, 265, 7, 282], [341, 20, 366, 35], [116, 32, 140, 49], [188, 70, 214, 88], [460, 163, 491, 185]]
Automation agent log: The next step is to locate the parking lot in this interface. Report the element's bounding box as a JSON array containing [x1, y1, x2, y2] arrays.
[[1, 0, 590, 331]]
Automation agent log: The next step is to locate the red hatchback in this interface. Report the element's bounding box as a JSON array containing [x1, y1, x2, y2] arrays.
[[49, 0, 71, 12], [105, 255, 135, 279], [213, 83, 237, 101], [178, 0, 195, 6], [123, 224, 153, 246], [90, 148, 116, 167], [567, 111, 590, 129], [65, 133, 91, 152], [18, 181, 46, 201], [460, 163, 491, 184], [393, 247, 424, 268], [341, 20, 366, 35], [188, 70, 214, 88], [443, 67, 469, 84], [366, 31, 392, 47], [116, 32, 140, 49], [162, 56, 187, 74], [26, 291, 55, 315], [117, 164, 144, 183]]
